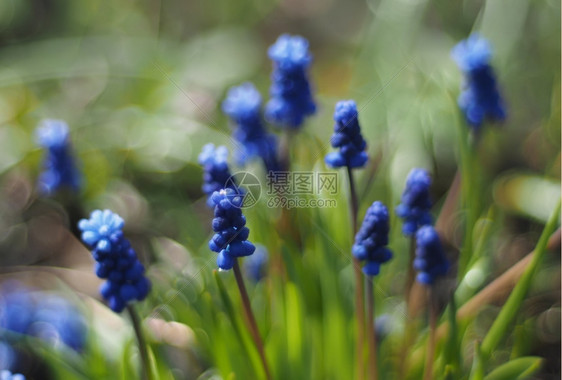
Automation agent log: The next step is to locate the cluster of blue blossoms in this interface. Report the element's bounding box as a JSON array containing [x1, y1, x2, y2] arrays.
[[325, 100, 368, 168], [395, 168, 450, 284], [78, 210, 151, 313], [352, 201, 393, 276], [396, 168, 433, 237], [208, 189, 256, 270], [0, 283, 86, 352], [414, 226, 450, 285], [36, 119, 81, 195], [222, 83, 280, 173], [1, 370, 25, 380], [265, 34, 316, 129], [198, 144, 238, 207], [451, 34, 506, 131]]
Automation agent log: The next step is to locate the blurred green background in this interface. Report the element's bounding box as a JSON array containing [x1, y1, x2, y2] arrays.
[[0, 0, 560, 379]]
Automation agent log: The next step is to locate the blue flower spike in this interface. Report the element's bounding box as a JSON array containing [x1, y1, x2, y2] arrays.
[[0, 282, 87, 352], [265, 34, 316, 129], [352, 201, 393, 276], [78, 210, 151, 313], [0, 370, 26, 380], [451, 34, 506, 131], [222, 83, 280, 172], [36, 119, 81, 195], [396, 168, 433, 237], [199, 144, 238, 207], [325, 100, 368, 169], [414, 226, 450, 285], [208, 188, 256, 271]]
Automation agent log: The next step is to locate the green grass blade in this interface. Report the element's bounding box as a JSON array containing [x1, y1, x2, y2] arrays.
[[479, 200, 560, 360], [469, 341, 485, 380], [442, 294, 461, 376], [483, 357, 543, 380]]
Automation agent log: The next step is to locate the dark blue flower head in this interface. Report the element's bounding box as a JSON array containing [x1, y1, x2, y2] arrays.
[[79, 210, 151, 313], [198, 144, 238, 207], [243, 244, 268, 282], [352, 201, 393, 276], [451, 34, 506, 130], [208, 188, 256, 271], [0, 283, 86, 352], [1, 370, 25, 380], [36, 119, 81, 195], [325, 100, 368, 168], [414, 226, 449, 285], [396, 168, 432, 236], [222, 82, 262, 125], [265, 34, 316, 129], [222, 83, 280, 172]]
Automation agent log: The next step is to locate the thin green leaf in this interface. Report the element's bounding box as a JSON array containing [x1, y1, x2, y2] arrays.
[[213, 270, 264, 379], [483, 357, 542, 380], [469, 341, 484, 380], [480, 200, 561, 360]]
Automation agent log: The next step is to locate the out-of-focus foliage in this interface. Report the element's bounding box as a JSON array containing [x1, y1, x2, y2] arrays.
[[0, 0, 559, 379]]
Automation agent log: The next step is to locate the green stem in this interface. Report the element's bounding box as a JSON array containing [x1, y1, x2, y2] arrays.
[[347, 165, 366, 380], [458, 129, 478, 279], [126, 305, 154, 380], [469, 341, 484, 380], [423, 287, 437, 380], [278, 130, 292, 172], [233, 260, 272, 380], [443, 292, 461, 375], [365, 277, 378, 380], [405, 237, 416, 312]]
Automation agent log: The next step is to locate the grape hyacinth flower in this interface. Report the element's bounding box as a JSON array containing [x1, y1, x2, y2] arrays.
[[414, 226, 450, 285], [208, 188, 256, 270], [78, 210, 151, 313], [222, 83, 280, 172], [0, 370, 25, 380], [396, 168, 433, 236], [36, 119, 81, 195], [0, 283, 86, 352], [325, 100, 368, 168], [451, 34, 506, 131], [198, 144, 238, 207], [30, 295, 87, 351], [352, 201, 393, 276], [265, 34, 316, 129]]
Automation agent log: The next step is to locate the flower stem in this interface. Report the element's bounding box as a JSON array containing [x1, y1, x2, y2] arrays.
[[126, 305, 154, 380], [458, 130, 478, 278], [233, 260, 271, 380], [405, 237, 416, 312], [434, 170, 462, 245], [365, 276, 378, 380], [346, 165, 366, 380], [278, 130, 293, 172], [423, 287, 437, 380]]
